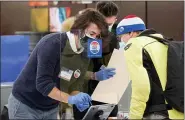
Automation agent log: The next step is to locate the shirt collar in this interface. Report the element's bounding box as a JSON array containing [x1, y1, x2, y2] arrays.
[[66, 31, 84, 54]]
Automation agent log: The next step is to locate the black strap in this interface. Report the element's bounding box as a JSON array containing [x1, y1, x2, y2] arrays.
[[143, 48, 171, 114], [148, 104, 172, 113], [138, 29, 169, 45], [146, 35, 169, 45], [143, 49, 164, 91], [139, 29, 157, 36]]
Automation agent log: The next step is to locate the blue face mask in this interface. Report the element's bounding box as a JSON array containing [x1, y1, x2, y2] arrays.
[[119, 41, 126, 49]]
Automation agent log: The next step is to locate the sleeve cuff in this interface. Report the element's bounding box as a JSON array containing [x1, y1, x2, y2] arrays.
[[41, 83, 56, 96]]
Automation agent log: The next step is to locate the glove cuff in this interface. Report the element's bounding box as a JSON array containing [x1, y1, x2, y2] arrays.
[[68, 96, 73, 105], [91, 72, 96, 80]]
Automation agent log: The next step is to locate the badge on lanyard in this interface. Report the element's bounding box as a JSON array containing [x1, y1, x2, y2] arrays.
[[58, 67, 73, 81], [87, 38, 102, 58]]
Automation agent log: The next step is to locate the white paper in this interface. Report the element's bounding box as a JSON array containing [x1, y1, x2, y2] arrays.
[[91, 48, 130, 104]]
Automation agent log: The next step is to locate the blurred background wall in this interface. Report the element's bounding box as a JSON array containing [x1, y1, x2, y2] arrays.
[[0, 1, 184, 41]]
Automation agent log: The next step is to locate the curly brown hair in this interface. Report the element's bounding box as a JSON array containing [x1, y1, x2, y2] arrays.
[[70, 8, 109, 38]]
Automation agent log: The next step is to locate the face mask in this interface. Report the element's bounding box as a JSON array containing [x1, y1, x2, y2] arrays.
[[80, 35, 90, 49], [85, 33, 96, 39], [80, 33, 97, 49], [119, 41, 126, 49], [81, 31, 98, 43], [120, 33, 132, 44]]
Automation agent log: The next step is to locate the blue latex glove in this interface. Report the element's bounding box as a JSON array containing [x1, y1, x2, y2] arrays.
[[95, 68, 116, 81], [75, 101, 90, 112], [68, 92, 92, 105]]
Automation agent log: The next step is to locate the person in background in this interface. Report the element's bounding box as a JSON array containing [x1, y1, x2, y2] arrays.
[[96, 1, 118, 34], [92, 1, 120, 69], [116, 14, 184, 119], [61, 9, 85, 32], [8, 8, 116, 119], [61, 1, 118, 35], [61, 16, 75, 32]]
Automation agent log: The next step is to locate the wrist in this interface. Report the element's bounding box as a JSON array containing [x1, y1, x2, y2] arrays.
[[59, 91, 70, 103], [91, 72, 96, 80]]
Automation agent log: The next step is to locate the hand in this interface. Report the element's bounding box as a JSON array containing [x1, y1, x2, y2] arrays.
[[68, 92, 92, 105], [95, 68, 116, 81], [75, 102, 90, 112]]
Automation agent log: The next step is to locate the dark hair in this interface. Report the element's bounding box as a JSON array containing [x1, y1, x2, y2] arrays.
[[70, 8, 109, 38], [96, 1, 119, 17]]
